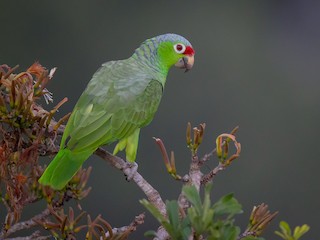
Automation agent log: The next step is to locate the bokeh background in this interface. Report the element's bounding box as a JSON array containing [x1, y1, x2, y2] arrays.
[[1, 1, 319, 239]]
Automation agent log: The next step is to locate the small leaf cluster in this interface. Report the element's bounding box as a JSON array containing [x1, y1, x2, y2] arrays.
[[142, 183, 245, 240], [186, 122, 205, 156], [275, 221, 310, 240], [141, 200, 191, 240], [34, 206, 112, 240], [185, 184, 243, 240]]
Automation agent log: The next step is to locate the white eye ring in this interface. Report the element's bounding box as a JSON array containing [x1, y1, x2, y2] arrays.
[[174, 43, 186, 54]]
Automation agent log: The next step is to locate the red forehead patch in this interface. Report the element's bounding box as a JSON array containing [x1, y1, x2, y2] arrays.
[[184, 46, 195, 56]]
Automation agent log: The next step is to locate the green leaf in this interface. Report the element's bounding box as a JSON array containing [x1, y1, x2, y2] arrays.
[[293, 224, 310, 239], [212, 193, 243, 218], [275, 221, 310, 240], [279, 221, 292, 236], [202, 208, 215, 230], [144, 230, 158, 238], [203, 183, 213, 214], [182, 185, 202, 213], [187, 207, 203, 235], [226, 226, 241, 240], [242, 236, 265, 240], [181, 220, 192, 240], [166, 200, 180, 231], [140, 199, 167, 224], [274, 232, 285, 239]]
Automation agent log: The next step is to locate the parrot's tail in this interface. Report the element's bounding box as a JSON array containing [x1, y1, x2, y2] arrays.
[[38, 148, 92, 190]]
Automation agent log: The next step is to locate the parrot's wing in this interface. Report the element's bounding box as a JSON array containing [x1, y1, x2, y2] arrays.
[[61, 60, 163, 153]]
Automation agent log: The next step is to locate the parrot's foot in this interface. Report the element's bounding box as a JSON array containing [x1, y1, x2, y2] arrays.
[[123, 162, 138, 181]]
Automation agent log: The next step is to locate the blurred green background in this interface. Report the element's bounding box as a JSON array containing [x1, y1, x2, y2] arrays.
[[1, 1, 319, 239]]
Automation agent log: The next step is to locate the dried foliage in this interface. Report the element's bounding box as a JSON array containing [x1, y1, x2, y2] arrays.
[[0, 63, 70, 234], [0, 64, 139, 240]]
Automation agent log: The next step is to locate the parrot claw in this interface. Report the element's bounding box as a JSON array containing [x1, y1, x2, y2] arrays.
[[123, 162, 138, 181]]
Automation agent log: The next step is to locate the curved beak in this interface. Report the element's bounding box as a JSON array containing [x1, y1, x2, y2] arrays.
[[175, 55, 194, 72]]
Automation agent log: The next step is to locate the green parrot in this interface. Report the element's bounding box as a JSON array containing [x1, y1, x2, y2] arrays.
[[39, 33, 195, 190]]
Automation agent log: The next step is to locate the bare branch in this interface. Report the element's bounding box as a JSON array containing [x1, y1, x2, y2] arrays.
[[106, 213, 145, 238], [236, 231, 258, 240], [5, 231, 51, 240], [154, 226, 170, 240], [201, 162, 225, 185], [1, 209, 50, 239], [188, 155, 203, 191]]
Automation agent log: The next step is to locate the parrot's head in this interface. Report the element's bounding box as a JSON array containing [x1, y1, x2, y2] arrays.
[[156, 33, 195, 72], [135, 34, 195, 74]]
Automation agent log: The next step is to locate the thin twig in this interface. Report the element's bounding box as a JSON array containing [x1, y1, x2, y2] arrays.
[[236, 231, 257, 240], [1, 209, 50, 238], [5, 231, 51, 240], [200, 162, 225, 185], [106, 213, 145, 238]]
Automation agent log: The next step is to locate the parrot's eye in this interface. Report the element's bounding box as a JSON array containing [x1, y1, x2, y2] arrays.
[[174, 43, 186, 54]]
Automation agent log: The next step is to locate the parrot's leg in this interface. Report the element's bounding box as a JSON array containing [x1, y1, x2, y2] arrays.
[[113, 128, 140, 180], [124, 128, 140, 180], [124, 128, 140, 163], [113, 128, 140, 162]]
